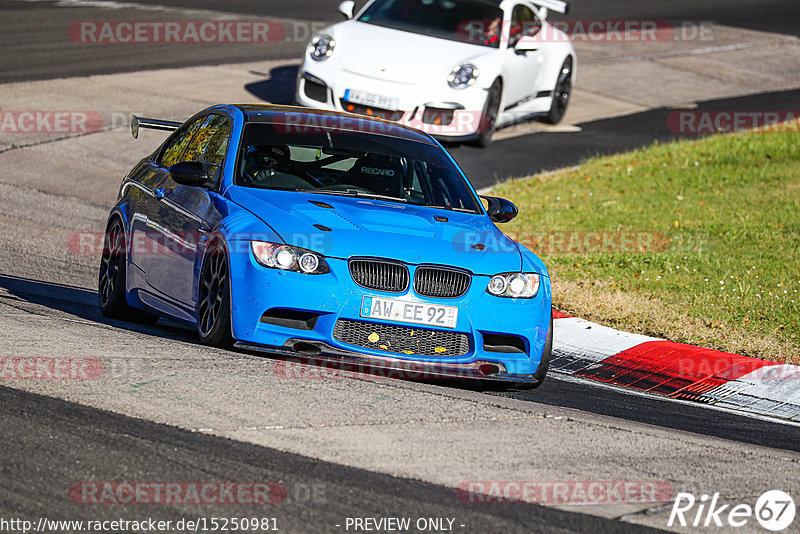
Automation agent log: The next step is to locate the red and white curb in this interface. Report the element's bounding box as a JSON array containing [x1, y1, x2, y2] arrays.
[[551, 312, 800, 422]]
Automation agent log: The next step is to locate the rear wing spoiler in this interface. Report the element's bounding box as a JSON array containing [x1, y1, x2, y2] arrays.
[[130, 114, 181, 139], [532, 0, 568, 16]]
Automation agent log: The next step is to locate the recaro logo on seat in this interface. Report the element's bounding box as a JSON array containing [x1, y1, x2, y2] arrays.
[[362, 167, 395, 176]]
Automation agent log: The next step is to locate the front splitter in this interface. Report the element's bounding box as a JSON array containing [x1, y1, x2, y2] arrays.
[[233, 339, 539, 386]]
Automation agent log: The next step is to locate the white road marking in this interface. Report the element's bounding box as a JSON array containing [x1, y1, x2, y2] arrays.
[[550, 372, 800, 428], [552, 316, 661, 364]]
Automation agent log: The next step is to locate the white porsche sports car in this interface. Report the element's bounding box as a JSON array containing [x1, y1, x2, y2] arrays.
[[295, 0, 575, 146]]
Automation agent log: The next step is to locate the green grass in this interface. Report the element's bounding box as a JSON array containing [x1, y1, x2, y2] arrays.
[[492, 127, 800, 362]]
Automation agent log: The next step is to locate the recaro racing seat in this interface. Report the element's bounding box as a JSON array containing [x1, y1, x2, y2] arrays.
[[337, 153, 405, 198]]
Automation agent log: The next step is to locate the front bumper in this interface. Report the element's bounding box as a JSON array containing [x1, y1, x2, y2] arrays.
[[294, 63, 490, 140], [235, 339, 540, 385], [228, 251, 552, 377]]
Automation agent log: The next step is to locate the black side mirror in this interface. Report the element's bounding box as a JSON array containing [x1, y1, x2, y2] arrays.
[[514, 45, 539, 56], [481, 196, 518, 223], [514, 39, 539, 55], [513, 24, 541, 55], [168, 161, 215, 187]]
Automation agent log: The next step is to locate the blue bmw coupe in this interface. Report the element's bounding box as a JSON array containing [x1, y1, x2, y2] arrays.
[[99, 105, 552, 387]]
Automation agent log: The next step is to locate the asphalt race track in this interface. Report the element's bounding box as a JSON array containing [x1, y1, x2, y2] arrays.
[[1, 0, 799, 532], [2, 386, 655, 533], [3, 0, 800, 181], [4, 273, 799, 453], [2, 0, 798, 83], [2, 272, 798, 531]]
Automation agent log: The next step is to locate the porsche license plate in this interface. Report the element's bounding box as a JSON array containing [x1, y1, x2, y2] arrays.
[[344, 89, 400, 110], [360, 296, 458, 329]]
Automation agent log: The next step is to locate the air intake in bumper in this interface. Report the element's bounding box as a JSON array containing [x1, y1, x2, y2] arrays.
[[333, 319, 470, 357], [260, 308, 320, 330]]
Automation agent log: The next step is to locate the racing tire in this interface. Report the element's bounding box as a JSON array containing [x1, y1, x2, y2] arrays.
[[197, 240, 233, 348], [98, 217, 159, 324], [542, 56, 573, 125], [471, 79, 502, 148]]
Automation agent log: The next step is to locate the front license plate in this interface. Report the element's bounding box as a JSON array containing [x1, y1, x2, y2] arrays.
[[344, 89, 400, 110], [360, 296, 458, 329]]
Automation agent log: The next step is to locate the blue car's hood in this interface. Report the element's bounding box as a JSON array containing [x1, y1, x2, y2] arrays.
[[227, 188, 530, 276]]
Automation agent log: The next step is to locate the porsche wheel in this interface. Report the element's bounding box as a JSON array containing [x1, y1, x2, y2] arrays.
[[197, 241, 232, 348], [98, 217, 158, 324], [471, 79, 502, 147], [542, 57, 572, 125]]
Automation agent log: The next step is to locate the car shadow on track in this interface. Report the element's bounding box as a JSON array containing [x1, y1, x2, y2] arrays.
[[4, 275, 798, 451], [244, 64, 299, 105], [0, 273, 520, 393], [0, 274, 197, 343]]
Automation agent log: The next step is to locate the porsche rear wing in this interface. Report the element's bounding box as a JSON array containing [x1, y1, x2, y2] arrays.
[[532, 0, 568, 16], [130, 114, 181, 139]]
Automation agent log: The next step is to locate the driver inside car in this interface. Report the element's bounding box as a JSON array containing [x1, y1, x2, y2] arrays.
[[241, 144, 293, 186]]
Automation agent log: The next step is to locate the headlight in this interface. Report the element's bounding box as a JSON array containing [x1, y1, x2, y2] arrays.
[[447, 64, 479, 89], [487, 273, 540, 298], [251, 241, 329, 274], [308, 34, 335, 61]]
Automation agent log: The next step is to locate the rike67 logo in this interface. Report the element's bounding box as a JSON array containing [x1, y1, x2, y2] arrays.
[[669, 490, 795, 531]]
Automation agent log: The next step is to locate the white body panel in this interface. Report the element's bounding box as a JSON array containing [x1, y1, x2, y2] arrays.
[[295, 0, 576, 141]]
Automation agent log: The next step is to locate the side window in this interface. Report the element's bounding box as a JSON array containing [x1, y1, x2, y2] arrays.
[[509, 5, 539, 47], [182, 114, 232, 166], [158, 118, 204, 168]]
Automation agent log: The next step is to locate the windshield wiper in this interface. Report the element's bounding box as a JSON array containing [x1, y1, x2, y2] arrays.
[[296, 188, 408, 203], [348, 191, 408, 203], [295, 188, 353, 197], [426, 205, 478, 213]]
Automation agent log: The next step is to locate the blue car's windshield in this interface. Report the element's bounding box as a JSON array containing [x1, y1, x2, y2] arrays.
[[358, 0, 504, 48], [236, 123, 482, 213]]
